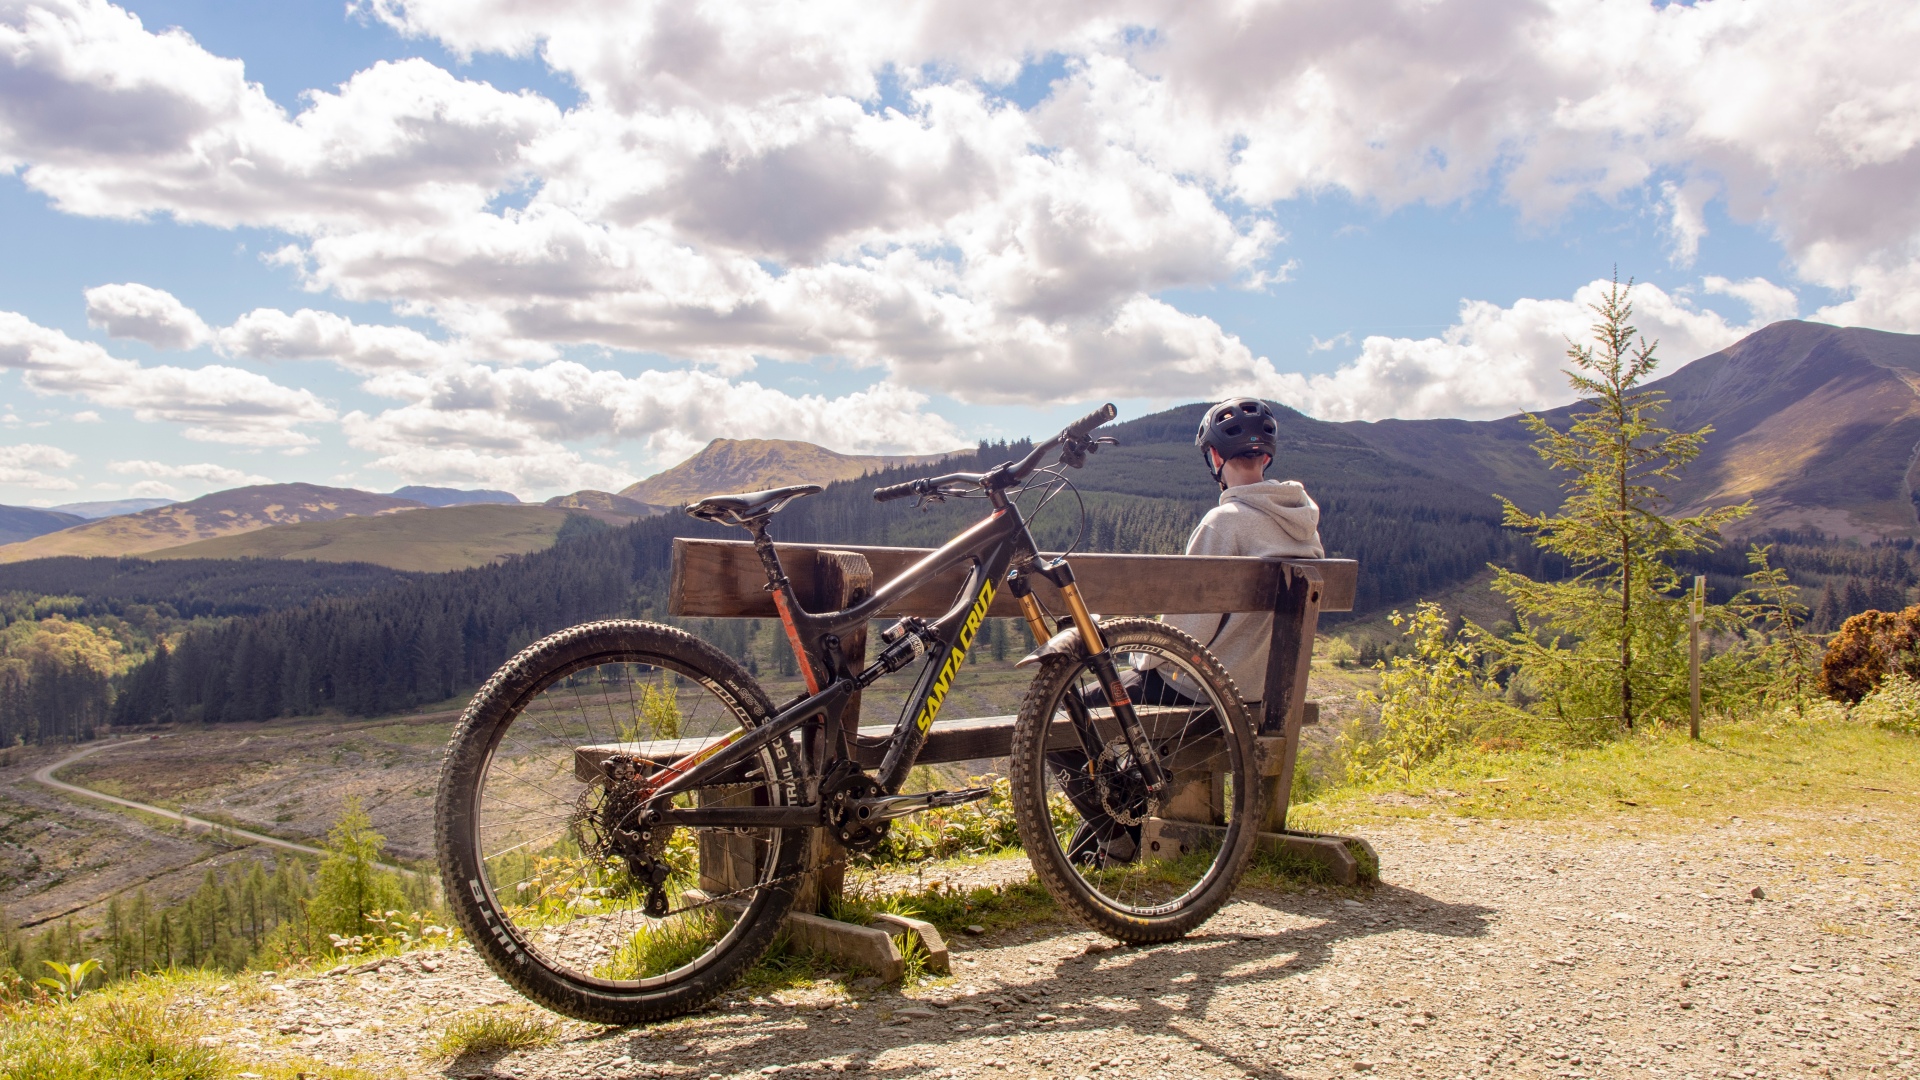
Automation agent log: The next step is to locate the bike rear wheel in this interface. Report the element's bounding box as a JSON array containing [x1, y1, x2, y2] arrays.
[[1008, 618, 1261, 942], [436, 620, 807, 1024]]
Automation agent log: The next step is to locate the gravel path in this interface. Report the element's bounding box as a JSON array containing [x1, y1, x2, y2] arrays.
[[195, 815, 1916, 1080]]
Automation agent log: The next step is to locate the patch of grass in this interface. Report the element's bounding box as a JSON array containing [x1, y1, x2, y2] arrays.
[[596, 909, 725, 980], [864, 876, 1058, 938], [892, 931, 932, 983], [1245, 844, 1335, 886], [0, 968, 378, 1080], [1289, 714, 1919, 831], [430, 1006, 560, 1061], [737, 930, 844, 993]]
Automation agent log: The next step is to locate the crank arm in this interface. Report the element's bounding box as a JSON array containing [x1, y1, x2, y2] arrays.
[[849, 786, 991, 823]]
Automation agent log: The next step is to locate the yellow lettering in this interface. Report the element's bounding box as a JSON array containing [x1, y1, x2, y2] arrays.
[[914, 581, 996, 734]]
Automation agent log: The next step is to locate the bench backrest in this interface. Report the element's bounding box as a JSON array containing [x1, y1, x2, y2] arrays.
[[669, 536, 1350, 746], [670, 538, 1356, 619]]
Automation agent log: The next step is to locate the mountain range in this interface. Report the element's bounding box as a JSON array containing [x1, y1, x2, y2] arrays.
[[0, 320, 1914, 572], [618, 438, 965, 505]]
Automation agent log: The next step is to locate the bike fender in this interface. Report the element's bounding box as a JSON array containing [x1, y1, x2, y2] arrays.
[[1015, 626, 1083, 668]]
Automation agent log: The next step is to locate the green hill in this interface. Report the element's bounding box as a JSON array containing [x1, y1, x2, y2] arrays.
[[149, 504, 598, 573]]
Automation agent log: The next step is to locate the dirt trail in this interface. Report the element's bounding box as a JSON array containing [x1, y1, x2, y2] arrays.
[[190, 814, 1916, 1080], [27, 738, 418, 876]]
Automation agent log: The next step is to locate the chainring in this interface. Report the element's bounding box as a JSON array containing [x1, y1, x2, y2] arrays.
[[823, 770, 891, 852]]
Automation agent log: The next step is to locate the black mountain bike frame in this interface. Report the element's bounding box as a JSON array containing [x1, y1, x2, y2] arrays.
[[641, 428, 1169, 831]]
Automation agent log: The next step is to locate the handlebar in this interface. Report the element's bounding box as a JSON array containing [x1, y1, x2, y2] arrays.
[[1065, 402, 1118, 440], [872, 402, 1117, 503]]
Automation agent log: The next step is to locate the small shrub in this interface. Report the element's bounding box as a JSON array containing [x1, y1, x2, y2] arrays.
[[307, 798, 407, 940], [1344, 603, 1521, 782], [1851, 672, 1920, 735], [1819, 606, 1920, 703], [431, 1006, 559, 1061], [33, 960, 100, 1002]]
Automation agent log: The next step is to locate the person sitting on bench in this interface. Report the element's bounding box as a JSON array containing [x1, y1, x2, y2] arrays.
[[1059, 396, 1325, 863]]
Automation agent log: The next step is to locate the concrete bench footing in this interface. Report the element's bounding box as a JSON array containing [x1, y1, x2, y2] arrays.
[[1142, 818, 1380, 886]]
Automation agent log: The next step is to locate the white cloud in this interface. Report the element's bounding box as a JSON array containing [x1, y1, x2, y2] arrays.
[[219, 307, 465, 372], [0, 441, 77, 488], [0, 310, 335, 445], [107, 459, 269, 485], [72, 409, 99, 421], [1705, 276, 1799, 327], [85, 282, 211, 348], [343, 360, 967, 493], [126, 478, 177, 497], [1251, 278, 1781, 423], [2, 0, 1918, 449]]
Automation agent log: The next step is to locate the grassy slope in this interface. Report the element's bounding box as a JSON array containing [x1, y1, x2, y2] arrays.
[[1292, 716, 1918, 842], [148, 505, 582, 573]]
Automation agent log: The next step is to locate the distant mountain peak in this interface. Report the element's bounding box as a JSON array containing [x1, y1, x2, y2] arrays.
[[0, 483, 427, 563], [621, 438, 968, 506], [390, 485, 521, 507], [1341, 319, 1920, 540]]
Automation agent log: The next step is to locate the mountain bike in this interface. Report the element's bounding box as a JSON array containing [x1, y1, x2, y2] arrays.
[[435, 404, 1263, 1023]]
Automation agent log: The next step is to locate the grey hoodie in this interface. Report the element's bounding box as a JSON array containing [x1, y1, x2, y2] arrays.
[[1142, 479, 1324, 700]]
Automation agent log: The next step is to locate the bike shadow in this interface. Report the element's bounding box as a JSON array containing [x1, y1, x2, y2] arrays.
[[505, 881, 1495, 1079]]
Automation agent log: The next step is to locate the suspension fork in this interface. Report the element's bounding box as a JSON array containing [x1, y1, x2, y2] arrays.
[[1024, 560, 1170, 798]]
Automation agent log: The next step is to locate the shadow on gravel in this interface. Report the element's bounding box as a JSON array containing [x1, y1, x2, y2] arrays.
[[478, 882, 1494, 1079]]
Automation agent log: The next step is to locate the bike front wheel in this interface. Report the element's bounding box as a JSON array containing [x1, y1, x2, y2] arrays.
[[436, 620, 807, 1024], [1008, 617, 1261, 943]]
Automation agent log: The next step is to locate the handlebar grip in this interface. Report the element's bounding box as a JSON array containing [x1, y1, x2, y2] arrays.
[[1065, 402, 1118, 439], [873, 480, 918, 503]]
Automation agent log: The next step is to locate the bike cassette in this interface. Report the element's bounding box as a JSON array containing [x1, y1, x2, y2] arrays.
[[574, 759, 674, 916]]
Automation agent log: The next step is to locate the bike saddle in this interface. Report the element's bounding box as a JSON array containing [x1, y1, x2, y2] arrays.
[[684, 484, 823, 526]]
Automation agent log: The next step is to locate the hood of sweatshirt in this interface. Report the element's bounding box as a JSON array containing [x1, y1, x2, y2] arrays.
[[1220, 479, 1320, 545]]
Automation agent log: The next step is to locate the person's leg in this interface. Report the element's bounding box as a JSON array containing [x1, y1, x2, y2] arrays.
[[1049, 666, 1199, 864]]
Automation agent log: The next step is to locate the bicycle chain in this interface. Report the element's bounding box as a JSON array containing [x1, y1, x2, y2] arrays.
[[666, 842, 857, 918]]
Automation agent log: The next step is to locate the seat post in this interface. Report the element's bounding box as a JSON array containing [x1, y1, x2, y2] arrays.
[[750, 524, 790, 591]]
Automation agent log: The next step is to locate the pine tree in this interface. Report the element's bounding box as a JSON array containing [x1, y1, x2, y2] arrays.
[[308, 797, 406, 940], [1843, 576, 1871, 618], [1490, 277, 1750, 732], [1813, 581, 1841, 633]]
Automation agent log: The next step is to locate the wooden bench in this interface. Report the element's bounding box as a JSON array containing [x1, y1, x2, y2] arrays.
[[578, 538, 1374, 976]]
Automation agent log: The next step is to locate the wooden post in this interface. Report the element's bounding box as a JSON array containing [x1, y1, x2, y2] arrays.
[[1260, 562, 1322, 833], [1689, 575, 1704, 740], [794, 549, 871, 915]]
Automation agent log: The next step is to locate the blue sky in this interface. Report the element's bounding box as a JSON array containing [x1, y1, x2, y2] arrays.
[[0, 0, 1910, 503]]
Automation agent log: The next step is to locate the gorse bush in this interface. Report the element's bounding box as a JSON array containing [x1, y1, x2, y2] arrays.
[[1818, 604, 1920, 704]]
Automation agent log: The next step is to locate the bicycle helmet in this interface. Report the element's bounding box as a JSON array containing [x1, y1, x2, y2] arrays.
[[1196, 396, 1279, 485]]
